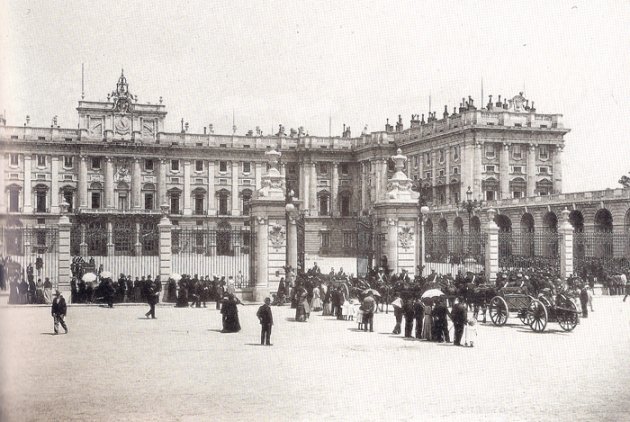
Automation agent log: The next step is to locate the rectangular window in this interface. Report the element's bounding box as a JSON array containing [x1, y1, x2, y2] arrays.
[[10, 154, 19, 166], [145, 159, 154, 171], [194, 197, 204, 215], [539, 145, 549, 160], [321, 232, 330, 248], [144, 193, 154, 210], [513, 191, 523, 199], [513, 166, 523, 174], [343, 232, 353, 248], [485, 144, 496, 158], [485, 191, 495, 201], [425, 153, 431, 165], [63, 156, 73, 168], [453, 146, 459, 160], [439, 149, 445, 163], [425, 171, 432, 179], [195, 160, 203, 172], [9, 190, 19, 212], [37, 155, 46, 167], [171, 160, 179, 171], [91, 192, 101, 209], [319, 163, 328, 175], [485, 165, 495, 173], [439, 169, 444, 177], [91, 157, 101, 170], [512, 144, 522, 159], [341, 163, 349, 175], [452, 167, 459, 175], [539, 166, 549, 175], [219, 161, 227, 172], [170, 195, 180, 214], [242, 162, 251, 174]]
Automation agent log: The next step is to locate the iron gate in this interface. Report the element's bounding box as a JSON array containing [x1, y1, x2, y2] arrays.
[[356, 216, 373, 277], [1, 226, 59, 283]]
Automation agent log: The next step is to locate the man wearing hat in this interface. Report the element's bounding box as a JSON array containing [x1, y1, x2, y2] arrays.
[[51, 290, 68, 334]]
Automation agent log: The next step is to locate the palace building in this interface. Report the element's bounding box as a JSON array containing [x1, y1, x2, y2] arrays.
[[1, 71, 629, 282]]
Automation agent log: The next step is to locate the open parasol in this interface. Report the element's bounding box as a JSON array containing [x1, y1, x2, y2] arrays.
[[362, 288, 381, 297], [82, 272, 97, 282], [421, 288, 445, 299], [170, 273, 182, 282], [100, 271, 112, 279]]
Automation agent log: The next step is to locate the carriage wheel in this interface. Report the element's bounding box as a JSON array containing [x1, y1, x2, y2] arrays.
[[528, 300, 548, 332], [489, 296, 509, 326], [518, 311, 533, 326], [558, 301, 579, 332]]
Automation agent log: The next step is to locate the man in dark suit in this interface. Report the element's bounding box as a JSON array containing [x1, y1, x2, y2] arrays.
[[413, 298, 424, 339], [451, 297, 468, 346], [256, 297, 274, 345], [403, 297, 415, 338], [51, 290, 68, 334], [145, 277, 162, 319], [432, 297, 450, 343]]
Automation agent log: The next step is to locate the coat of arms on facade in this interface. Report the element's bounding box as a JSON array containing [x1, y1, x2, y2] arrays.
[[114, 161, 132, 184], [269, 224, 285, 248], [398, 226, 414, 249]]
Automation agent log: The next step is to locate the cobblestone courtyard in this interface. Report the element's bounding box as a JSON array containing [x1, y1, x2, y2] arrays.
[[1, 296, 629, 421]]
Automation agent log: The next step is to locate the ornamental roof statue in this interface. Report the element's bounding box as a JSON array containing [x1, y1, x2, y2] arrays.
[[110, 69, 135, 114]]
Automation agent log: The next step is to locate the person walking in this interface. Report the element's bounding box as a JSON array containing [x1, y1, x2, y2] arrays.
[[432, 297, 450, 343], [256, 297, 274, 346], [451, 298, 468, 346], [413, 298, 424, 339], [145, 277, 161, 319], [51, 290, 68, 335], [391, 295, 403, 335], [221, 293, 242, 333], [579, 284, 589, 318], [361, 291, 376, 332]]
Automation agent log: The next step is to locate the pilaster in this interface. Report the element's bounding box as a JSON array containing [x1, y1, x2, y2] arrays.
[[231, 161, 240, 216], [51, 155, 60, 213], [527, 144, 536, 197], [183, 160, 191, 215], [79, 155, 88, 208], [23, 154, 33, 213], [207, 161, 216, 215], [132, 158, 142, 209], [331, 162, 339, 217], [500, 143, 510, 199], [484, 208, 500, 282], [105, 157, 114, 209]]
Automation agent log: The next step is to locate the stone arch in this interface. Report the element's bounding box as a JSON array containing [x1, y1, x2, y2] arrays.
[[594, 208, 613, 232], [542, 212, 558, 232], [425, 219, 433, 232], [569, 210, 584, 232], [143, 183, 156, 191], [89, 182, 103, 190], [520, 213, 535, 232], [438, 218, 448, 232], [116, 181, 129, 191], [453, 217, 464, 232], [541, 212, 559, 258], [470, 216, 481, 233], [520, 213, 535, 257], [216, 220, 232, 255], [494, 214, 512, 232]]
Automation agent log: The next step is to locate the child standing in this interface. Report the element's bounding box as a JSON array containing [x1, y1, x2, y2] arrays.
[[464, 318, 477, 347], [256, 297, 274, 346]]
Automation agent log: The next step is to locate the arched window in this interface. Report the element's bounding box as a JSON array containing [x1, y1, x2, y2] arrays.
[[216, 189, 230, 216], [89, 182, 103, 209], [318, 190, 330, 216], [34, 184, 49, 213], [168, 188, 182, 214], [192, 187, 206, 215], [536, 179, 553, 196], [510, 177, 527, 199], [482, 178, 498, 201], [339, 191, 351, 217], [116, 181, 130, 211], [143, 183, 156, 210], [7, 184, 21, 212]]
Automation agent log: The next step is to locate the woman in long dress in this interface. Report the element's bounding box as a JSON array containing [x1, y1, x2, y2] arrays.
[[221, 294, 241, 332], [421, 299, 433, 341], [295, 286, 310, 322], [311, 285, 322, 312]]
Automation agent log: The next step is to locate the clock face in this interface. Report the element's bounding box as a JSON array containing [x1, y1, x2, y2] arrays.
[[115, 115, 131, 135]]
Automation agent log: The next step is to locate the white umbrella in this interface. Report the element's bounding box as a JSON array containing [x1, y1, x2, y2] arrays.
[[421, 288, 445, 299], [390, 297, 403, 308], [82, 272, 97, 282], [170, 273, 182, 282], [100, 271, 112, 279]]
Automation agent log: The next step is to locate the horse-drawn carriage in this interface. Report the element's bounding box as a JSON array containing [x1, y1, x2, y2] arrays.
[[470, 286, 579, 332]]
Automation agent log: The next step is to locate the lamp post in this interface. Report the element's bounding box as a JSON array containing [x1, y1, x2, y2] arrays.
[[458, 186, 483, 261], [420, 205, 430, 273]]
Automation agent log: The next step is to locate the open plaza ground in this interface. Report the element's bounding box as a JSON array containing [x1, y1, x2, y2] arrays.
[[1, 296, 630, 422]]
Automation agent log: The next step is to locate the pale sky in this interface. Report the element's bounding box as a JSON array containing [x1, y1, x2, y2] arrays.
[[1, 0, 630, 193]]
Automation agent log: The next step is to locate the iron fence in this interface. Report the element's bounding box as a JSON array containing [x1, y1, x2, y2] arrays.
[[573, 231, 627, 260], [498, 231, 560, 271], [424, 231, 486, 276], [1, 226, 59, 282], [171, 228, 253, 287]]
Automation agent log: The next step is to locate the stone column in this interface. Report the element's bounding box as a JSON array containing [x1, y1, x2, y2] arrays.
[[183, 160, 191, 215], [431, 151, 437, 202], [331, 162, 339, 217], [105, 157, 114, 209], [132, 158, 142, 209], [57, 203, 72, 292], [287, 213, 298, 270], [255, 216, 269, 301], [158, 210, 172, 284], [387, 218, 398, 274], [309, 162, 317, 216], [255, 162, 263, 191], [207, 161, 216, 215], [0, 154, 5, 213], [473, 142, 483, 199], [158, 159, 167, 207], [231, 161, 240, 216], [500, 143, 510, 199], [381, 159, 388, 200], [135, 222, 142, 256], [484, 208, 500, 282], [559, 208, 573, 280], [23, 154, 33, 213], [444, 147, 450, 203], [107, 221, 114, 256], [301, 162, 309, 211], [553, 145, 563, 194], [460, 143, 473, 203], [80, 223, 88, 256], [51, 155, 60, 213], [79, 155, 88, 209], [527, 144, 536, 197], [361, 162, 368, 211]]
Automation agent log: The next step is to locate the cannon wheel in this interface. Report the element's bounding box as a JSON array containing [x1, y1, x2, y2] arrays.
[[558, 301, 579, 332], [518, 310, 532, 325], [489, 296, 509, 326], [528, 299, 548, 332]]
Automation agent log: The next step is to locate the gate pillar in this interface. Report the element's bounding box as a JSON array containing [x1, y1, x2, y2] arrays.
[[559, 207, 574, 281], [286, 210, 298, 271], [373, 149, 420, 277], [484, 208, 500, 282], [57, 202, 72, 292], [249, 147, 287, 302], [158, 205, 172, 287]]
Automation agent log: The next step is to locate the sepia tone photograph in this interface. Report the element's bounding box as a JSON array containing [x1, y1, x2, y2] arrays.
[[1, 1, 629, 421]]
